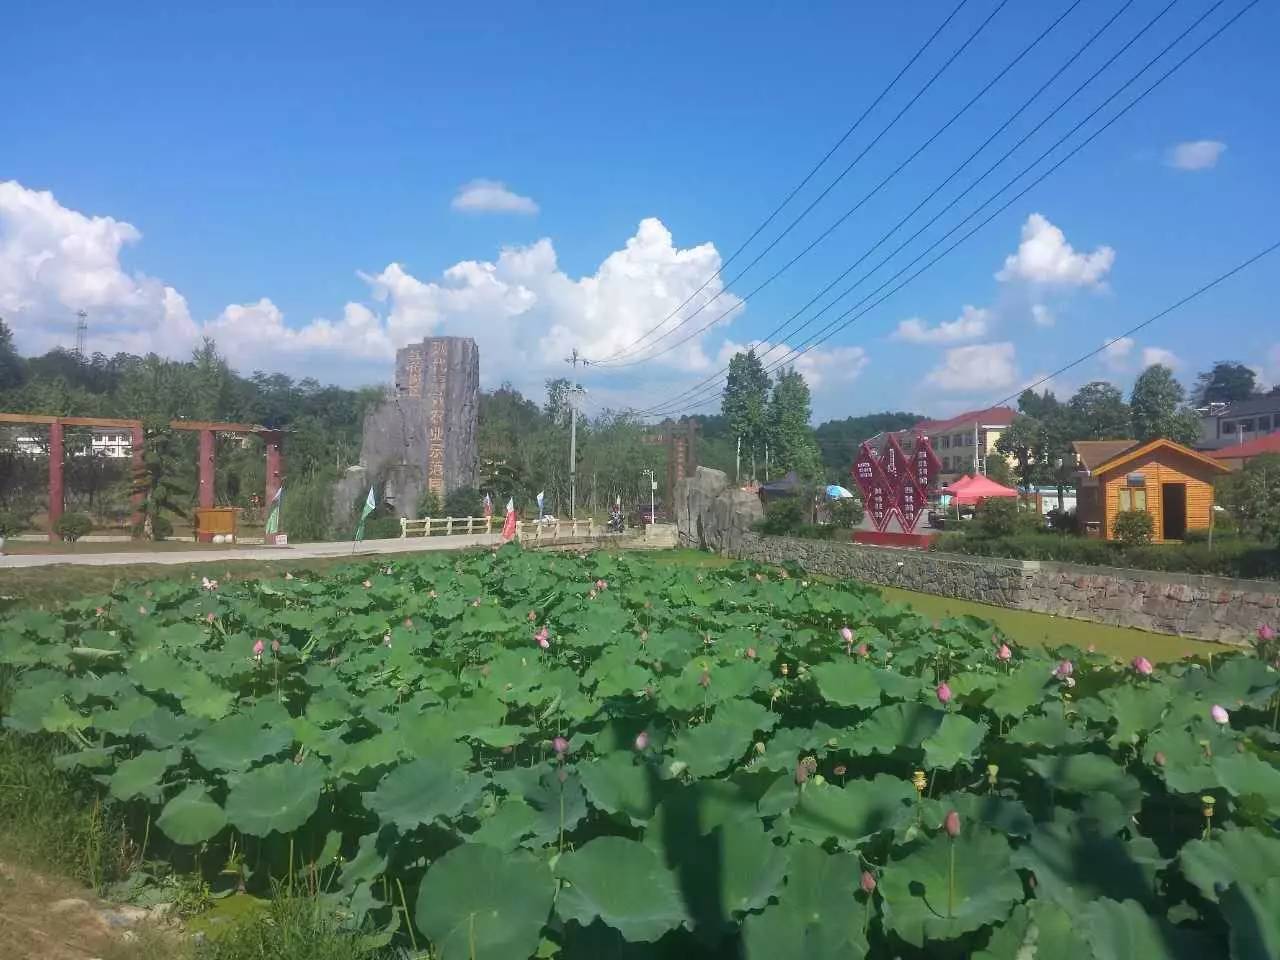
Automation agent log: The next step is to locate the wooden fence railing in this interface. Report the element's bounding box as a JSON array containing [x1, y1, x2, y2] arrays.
[[400, 516, 495, 538], [515, 518, 596, 543]]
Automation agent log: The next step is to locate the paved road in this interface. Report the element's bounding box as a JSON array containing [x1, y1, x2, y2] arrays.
[[0, 534, 504, 569]]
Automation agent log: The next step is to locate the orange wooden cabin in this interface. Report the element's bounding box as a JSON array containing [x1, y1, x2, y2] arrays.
[[1073, 438, 1230, 542]]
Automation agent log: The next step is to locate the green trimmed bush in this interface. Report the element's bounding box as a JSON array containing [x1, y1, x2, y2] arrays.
[[53, 512, 93, 543], [1113, 509, 1154, 546]]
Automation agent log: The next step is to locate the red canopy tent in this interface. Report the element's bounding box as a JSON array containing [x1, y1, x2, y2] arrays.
[[943, 474, 1018, 506]]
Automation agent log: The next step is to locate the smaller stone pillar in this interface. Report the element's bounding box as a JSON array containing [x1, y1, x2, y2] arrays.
[[197, 428, 216, 541], [48, 420, 65, 541]]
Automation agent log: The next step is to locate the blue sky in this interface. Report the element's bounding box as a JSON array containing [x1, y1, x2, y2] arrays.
[[3, 0, 1277, 420]]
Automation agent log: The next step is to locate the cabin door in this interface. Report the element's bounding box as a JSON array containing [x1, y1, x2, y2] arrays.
[[1161, 483, 1187, 541]]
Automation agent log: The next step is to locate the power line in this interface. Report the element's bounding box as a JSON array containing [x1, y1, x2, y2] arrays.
[[988, 239, 1280, 409], [642, 0, 1253, 420], [588, 0, 1002, 367], [597, 0, 1070, 371], [633, 0, 1182, 417], [630, 0, 1156, 413]]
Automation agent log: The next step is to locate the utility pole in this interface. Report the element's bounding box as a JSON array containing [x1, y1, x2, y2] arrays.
[[735, 436, 741, 485], [74, 310, 88, 358], [565, 348, 589, 519], [642, 468, 656, 533]]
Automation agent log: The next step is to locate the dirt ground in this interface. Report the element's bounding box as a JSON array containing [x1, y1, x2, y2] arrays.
[[0, 860, 170, 960]]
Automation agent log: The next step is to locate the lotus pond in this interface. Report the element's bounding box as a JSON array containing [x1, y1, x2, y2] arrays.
[[1, 546, 1278, 959]]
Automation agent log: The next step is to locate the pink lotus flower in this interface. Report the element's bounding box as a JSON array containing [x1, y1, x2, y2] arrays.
[[794, 762, 809, 785], [839, 626, 853, 643], [252, 639, 265, 660], [860, 870, 876, 894], [1054, 660, 1074, 679], [746, 647, 757, 660], [856, 643, 869, 657], [527, 610, 537, 621], [944, 810, 961, 838], [428, 589, 437, 599], [553, 736, 569, 756], [138, 605, 148, 616], [595, 579, 608, 590], [205, 612, 215, 623], [997, 644, 1012, 662], [1259, 624, 1276, 642], [95, 607, 105, 617], [634, 731, 649, 751], [1211, 704, 1230, 725], [404, 618, 414, 629], [1154, 751, 1166, 767], [535, 626, 550, 649], [285, 572, 294, 580], [698, 671, 711, 689], [1131, 656, 1154, 676], [201, 576, 218, 590], [936, 682, 952, 705], [271, 639, 280, 653]]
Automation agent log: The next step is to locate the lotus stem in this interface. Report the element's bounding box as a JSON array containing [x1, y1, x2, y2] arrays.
[[947, 838, 955, 919], [1272, 694, 1278, 732], [469, 911, 477, 960], [396, 877, 418, 952], [558, 779, 566, 854]]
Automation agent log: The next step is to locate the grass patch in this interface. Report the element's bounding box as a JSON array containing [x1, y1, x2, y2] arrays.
[[0, 730, 131, 890], [193, 894, 394, 960]]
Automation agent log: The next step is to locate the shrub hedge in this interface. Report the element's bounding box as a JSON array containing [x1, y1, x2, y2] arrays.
[[931, 531, 1280, 580]]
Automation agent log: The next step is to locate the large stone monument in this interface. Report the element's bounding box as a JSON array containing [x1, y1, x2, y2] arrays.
[[332, 337, 479, 528]]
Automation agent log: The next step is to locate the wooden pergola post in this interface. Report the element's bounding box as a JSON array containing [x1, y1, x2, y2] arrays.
[[48, 420, 64, 541]]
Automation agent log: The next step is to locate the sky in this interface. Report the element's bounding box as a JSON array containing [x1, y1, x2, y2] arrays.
[[2, 0, 1278, 422]]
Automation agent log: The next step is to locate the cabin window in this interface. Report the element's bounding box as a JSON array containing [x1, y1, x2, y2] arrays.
[[1220, 420, 1233, 436], [1259, 415, 1272, 432], [1118, 488, 1147, 511]]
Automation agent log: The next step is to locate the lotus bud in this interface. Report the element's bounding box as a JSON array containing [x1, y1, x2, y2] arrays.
[[634, 731, 649, 751], [95, 607, 105, 617], [1054, 660, 1074, 679], [997, 644, 1012, 662], [699, 671, 711, 689], [138, 605, 147, 616], [553, 736, 569, 756], [746, 647, 757, 660], [1210, 704, 1230, 725], [252, 639, 265, 660], [856, 643, 869, 657], [936, 682, 953, 705], [1131, 656, 1154, 676], [206, 613, 216, 623], [362, 579, 372, 589], [528, 610, 537, 621], [404, 618, 414, 629], [285, 572, 294, 580], [944, 810, 961, 838], [860, 870, 876, 894], [794, 762, 809, 785], [986, 763, 999, 786], [271, 639, 280, 653], [1154, 751, 1166, 766], [754, 742, 766, 755], [912, 770, 927, 794], [840, 626, 853, 643], [1259, 623, 1276, 642], [539, 637, 550, 650]]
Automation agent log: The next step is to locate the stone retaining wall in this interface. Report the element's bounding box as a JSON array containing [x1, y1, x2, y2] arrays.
[[732, 533, 1278, 646]]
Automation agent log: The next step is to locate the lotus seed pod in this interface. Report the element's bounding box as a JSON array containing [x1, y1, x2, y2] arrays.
[[912, 770, 927, 793]]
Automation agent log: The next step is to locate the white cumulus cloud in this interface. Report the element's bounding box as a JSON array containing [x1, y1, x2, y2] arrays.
[[996, 213, 1114, 288], [1166, 140, 1226, 171], [450, 179, 539, 215], [926, 342, 1017, 392], [716, 339, 869, 392], [892, 305, 989, 344], [0, 180, 744, 396], [0, 180, 198, 356], [1141, 346, 1180, 369]]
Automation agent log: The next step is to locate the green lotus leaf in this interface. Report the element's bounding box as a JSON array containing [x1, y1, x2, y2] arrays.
[[810, 660, 882, 709], [647, 818, 786, 942], [414, 843, 554, 960], [1212, 753, 1280, 817], [131, 707, 203, 748], [90, 694, 158, 735], [108, 748, 180, 801], [974, 901, 1088, 960], [179, 674, 235, 720], [985, 663, 1052, 719], [156, 785, 227, 845], [365, 758, 484, 832], [741, 844, 869, 960], [493, 765, 586, 844], [338, 830, 389, 891], [224, 757, 326, 836], [1082, 897, 1212, 960], [671, 713, 755, 778], [471, 799, 541, 852], [1012, 819, 1166, 911], [788, 775, 915, 847], [578, 752, 662, 825], [585, 648, 651, 699], [1180, 656, 1280, 709], [1098, 683, 1171, 747], [1221, 878, 1280, 960], [1024, 753, 1142, 815], [556, 836, 688, 942], [645, 778, 764, 839], [189, 714, 293, 771], [1179, 828, 1280, 903], [53, 746, 118, 772], [842, 703, 944, 756], [879, 827, 1022, 948], [329, 730, 406, 777], [920, 791, 1034, 838], [755, 723, 841, 772], [922, 713, 988, 769], [1143, 726, 1217, 794]]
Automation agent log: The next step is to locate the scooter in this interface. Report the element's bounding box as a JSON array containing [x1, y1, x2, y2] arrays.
[[607, 512, 625, 534]]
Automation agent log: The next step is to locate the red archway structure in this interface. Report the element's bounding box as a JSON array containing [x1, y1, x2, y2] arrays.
[[0, 413, 284, 542]]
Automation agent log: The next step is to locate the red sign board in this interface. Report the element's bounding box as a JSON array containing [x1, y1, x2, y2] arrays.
[[850, 433, 939, 534]]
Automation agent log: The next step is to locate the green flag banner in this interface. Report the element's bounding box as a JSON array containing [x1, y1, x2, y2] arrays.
[[354, 485, 376, 542]]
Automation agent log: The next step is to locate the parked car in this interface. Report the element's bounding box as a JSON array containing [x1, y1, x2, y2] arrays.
[[632, 506, 668, 526]]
